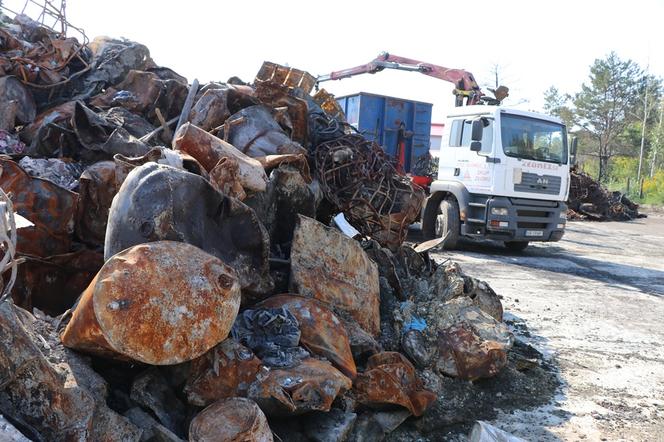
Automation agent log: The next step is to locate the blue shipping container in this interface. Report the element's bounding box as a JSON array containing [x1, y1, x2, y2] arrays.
[[336, 92, 433, 173]]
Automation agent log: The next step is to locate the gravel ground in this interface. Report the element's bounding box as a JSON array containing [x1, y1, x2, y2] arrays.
[[428, 214, 664, 441]]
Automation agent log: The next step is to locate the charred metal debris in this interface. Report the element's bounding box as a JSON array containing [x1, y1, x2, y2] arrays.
[[567, 167, 645, 221], [0, 9, 542, 442]]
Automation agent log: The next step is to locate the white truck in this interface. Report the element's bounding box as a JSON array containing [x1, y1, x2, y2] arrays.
[[318, 52, 574, 251], [421, 106, 572, 251]]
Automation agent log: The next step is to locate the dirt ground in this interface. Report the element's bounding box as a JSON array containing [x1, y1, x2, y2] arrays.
[[428, 214, 664, 441]]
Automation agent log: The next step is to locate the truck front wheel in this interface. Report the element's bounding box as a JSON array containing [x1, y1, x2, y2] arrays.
[[504, 241, 529, 251], [436, 197, 460, 249]]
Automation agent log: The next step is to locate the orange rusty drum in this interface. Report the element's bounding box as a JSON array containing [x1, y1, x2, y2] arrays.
[[189, 398, 273, 442], [61, 241, 241, 365]]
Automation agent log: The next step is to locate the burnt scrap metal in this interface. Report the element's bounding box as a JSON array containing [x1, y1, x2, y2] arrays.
[[568, 167, 645, 221], [316, 134, 426, 249], [0, 301, 142, 441], [231, 307, 310, 368], [247, 358, 352, 416], [10, 248, 103, 315], [257, 294, 357, 379], [224, 104, 308, 157], [184, 340, 263, 407], [289, 214, 381, 336], [353, 352, 437, 417], [103, 162, 273, 300], [173, 122, 268, 193], [61, 241, 241, 365], [0, 158, 78, 257], [189, 398, 273, 442], [0, 7, 539, 440]]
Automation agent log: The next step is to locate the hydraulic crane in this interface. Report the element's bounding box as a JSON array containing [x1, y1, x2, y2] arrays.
[[316, 52, 508, 107]]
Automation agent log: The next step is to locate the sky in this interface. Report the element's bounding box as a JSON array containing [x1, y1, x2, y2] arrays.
[[3, 0, 664, 123]]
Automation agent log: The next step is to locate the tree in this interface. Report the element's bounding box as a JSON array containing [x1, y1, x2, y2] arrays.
[[649, 99, 664, 176], [543, 86, 575, 128], [634, 75, 663, 180], [573, 52, 643, 182]]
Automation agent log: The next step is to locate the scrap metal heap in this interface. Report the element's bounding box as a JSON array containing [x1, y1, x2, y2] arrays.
[[568, 166, 645, 221], [0, 11, 535, 441]]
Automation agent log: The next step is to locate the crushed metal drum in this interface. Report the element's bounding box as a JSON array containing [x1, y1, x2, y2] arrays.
[[19, 101, 76, 157], [89, 69, 188, 127], [189, 398, 273, 442], [266, 165, 316, 245], [354, 352, 436, 417], [0, 158, 77, 257], [187, 87, 232, 132], [257, 294, 357, 379], [104, 162, 273, 298], [431, 297, 513, 380], [224, 105, 307, 157], [61, 240, 241, 365], [184, 339, 263, 407], [248, 358, 352, 416], [289, 215, 380, 336]]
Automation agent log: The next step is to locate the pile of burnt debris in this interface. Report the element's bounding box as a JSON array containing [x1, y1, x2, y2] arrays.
[[567, 167, 645, 221], [0, 12, 545, 442]]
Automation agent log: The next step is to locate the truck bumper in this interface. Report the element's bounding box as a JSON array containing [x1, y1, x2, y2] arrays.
[[461, 196, 567, 242]]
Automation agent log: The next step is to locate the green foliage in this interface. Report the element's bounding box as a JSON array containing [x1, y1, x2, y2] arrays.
[[609, 156, 638, 183], [543, 86, 575, 128], [641, 170, 664, 204], [573, 52, 643, 181], [545, 52, 664, 202]]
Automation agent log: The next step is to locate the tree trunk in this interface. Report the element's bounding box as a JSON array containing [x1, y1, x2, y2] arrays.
[[598, 155, 610, 183]]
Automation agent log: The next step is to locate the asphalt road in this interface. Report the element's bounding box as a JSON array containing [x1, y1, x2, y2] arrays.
[[429, 215, 664, 441]]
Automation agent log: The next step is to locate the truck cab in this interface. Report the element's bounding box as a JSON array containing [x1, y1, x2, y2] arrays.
[[422, 106, 570, 251]]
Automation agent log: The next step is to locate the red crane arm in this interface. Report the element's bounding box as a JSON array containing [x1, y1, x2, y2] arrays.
[[317, 52, 485, 106]]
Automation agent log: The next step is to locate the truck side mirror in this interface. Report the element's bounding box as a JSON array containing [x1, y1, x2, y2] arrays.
[[570, 136, 578, 164], [471, 120, 484, 141], [470, 141, 482, 152]]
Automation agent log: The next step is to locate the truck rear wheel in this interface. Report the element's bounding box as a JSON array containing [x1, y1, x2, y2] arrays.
[[436, 197, 460, 249], [504, 241, 529, 251]]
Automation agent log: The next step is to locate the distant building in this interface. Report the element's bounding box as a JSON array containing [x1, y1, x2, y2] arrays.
[[430, 123, 445, 156]]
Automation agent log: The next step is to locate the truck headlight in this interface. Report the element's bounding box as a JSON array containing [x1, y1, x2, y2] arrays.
[[559, 212, 567, 220], [491, 207, 508, 216]]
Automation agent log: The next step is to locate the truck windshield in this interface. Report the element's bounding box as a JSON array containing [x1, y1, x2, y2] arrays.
[[500, 114, 567, 164]]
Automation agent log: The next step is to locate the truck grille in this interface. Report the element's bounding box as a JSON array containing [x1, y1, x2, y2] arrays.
[[514, 173, 561, 195], [516, 208, 552, 229]]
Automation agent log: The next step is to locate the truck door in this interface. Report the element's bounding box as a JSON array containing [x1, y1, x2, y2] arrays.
[[437, 119, 462, 180], [454, 118, 495, 195]]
